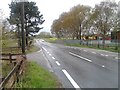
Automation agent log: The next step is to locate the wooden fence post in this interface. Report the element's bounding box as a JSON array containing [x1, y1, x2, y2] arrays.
[[9, 53, 12, 63]]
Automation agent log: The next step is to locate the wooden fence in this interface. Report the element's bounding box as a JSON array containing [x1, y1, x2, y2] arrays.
[[0, 54, 26, 89], [1, 53, 23, 63], [2, 47, 22, 53]]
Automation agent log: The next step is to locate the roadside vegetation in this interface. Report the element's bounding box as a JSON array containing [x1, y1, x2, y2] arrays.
[[42, 38, 120, 53], [50, 1, 120, 52], [65, 43, 120, 53], [44, 38, 57, 43], [16, 61, 61, 88], [26, 45, 40, 54]]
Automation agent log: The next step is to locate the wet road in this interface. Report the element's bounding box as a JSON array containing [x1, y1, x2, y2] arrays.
[[30, 39, 118, 89]]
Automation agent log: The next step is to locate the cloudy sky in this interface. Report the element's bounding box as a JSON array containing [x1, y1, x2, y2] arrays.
[[0, 0, 119, 33]]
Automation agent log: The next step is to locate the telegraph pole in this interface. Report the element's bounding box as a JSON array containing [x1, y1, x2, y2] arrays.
[[21, 1, 25, 54], [11, 0, 26, 54]]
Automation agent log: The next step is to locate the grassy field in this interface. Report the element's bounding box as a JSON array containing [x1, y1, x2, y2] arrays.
[[2, 39, 18, 48], [44, 38, 58, 43], [65, 43, 120, 53], [1, 61, 14, 77], [1, 39, 18, 77], [16, 61, 62, 88], [2, 38, 19, 54]]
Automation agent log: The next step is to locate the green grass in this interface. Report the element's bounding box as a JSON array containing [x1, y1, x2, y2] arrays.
[[26, 45, 40, 54], [2, 39, 18, 48], [43, 37, 120, 53], [2, 39, 20, 54], [65, 43, 120, 53], [44, 38, 58, 43], [1, 61, 14, 77], [16, 61, 61, 88]]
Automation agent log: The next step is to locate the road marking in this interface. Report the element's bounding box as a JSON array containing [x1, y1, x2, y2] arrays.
[[52, 57, 55, 60], [62, 69, 80, 88], [102, 65, 105, 68], [92, 52, 96, 54], [83, 50, 87, 52], [42, 47, 47, 51], [101, 54, 105, 56], [41, 52, 54, 72], [69, 52, 92, 62], [105, 55, 108, 57], [47, 52, 49, 54], [37, 49, 42, 52], [56, 61, 61, 66], [115, 57, 120, 59], [49, 54, 52, 56]]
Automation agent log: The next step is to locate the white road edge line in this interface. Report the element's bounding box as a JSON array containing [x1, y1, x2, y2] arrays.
[[105, 55, 108, 57], [56, 61, 61, 66], [37, 49, 42, 52], [52, 57, 55, 60], [69, 52, 92, 62], [62, 69, 80, 88]]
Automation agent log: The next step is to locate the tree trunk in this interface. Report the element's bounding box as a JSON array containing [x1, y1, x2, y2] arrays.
[[17, 24, 21, 47], [72, 33, 75, 40], [79, 24, 82, 40], [102, 31, 106, 49], [26, 27, 28, 47], [76, 31, 79, 40]]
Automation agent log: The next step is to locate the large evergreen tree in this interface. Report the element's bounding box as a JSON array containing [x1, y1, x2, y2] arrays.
[[8, 1, 45, 46]]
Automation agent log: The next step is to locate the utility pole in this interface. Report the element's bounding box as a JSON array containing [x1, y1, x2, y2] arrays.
[[11, 0, 26, 54], [21, 1, 25, 54]]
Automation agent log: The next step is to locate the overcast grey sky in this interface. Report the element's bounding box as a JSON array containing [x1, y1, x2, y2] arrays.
[[0, 0, 119, 32]]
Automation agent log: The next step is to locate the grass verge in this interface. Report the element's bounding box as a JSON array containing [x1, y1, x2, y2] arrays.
[[26, 45, 40, 54], [16, 61, 61, 88], [44, 38, 58, 43], [65, 43, 120, 53]]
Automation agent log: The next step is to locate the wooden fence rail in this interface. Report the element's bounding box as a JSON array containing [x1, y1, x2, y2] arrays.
[[0, 55, 26, 89], [2, 47, 22, 54], [1, 53, 23, 63]]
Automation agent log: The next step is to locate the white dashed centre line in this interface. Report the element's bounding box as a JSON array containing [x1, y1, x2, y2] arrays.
[[49, 54, 52, 56], [56, 61, 61, 66], [105, 55, 108, 57], [102, 65, 105, 68], [62, 69, 80, 88], [101, 54, 105, 56], [92, 52, 96, 54], [84, 50, 87, 52], [52, 57, 55, 60], [69, 52, 92, 62], [47, 52, 49, 54]]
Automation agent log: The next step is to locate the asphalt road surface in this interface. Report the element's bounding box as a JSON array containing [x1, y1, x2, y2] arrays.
[[28, 39, 118, 89]]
